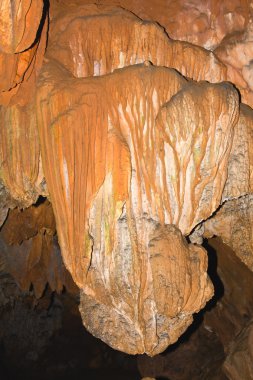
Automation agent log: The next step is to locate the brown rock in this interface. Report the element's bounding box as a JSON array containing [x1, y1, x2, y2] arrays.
[[138, 238, 253, 379], [0, 102, 46, 206], [36, 61, 187, 287], [204, 195, 253, 271], [0, 200, 77, 297], [190, 103, 253, 266], [80, 223, 213, 355], [204, 238, 253, 351], [223, 320, 253, 379], [222, 104, 253, 199]]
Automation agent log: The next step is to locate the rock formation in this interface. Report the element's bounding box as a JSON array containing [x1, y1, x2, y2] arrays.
[[0, 199, 77, 297], [215, 21, 253, 108], [0, 0, 253, 362], [0, 0, 48, 106]]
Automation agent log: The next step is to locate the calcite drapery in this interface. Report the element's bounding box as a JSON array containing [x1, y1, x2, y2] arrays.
[[0, 103, 45, 206], [50, 0, 252, 52], [0, 0, 48, 106], [48, 5, 226, 83], [36, 31, 241, 354], [0, 0, 44, 54], [37, 62, 188, 286], [222, 104, 253, 199], [190, 104, 253, 267], [38, 58, 228, 353], [0, 0, 48, 208], [1, 1, 253, 357]]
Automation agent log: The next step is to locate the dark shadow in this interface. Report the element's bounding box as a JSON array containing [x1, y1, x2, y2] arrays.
[[0, 287, 140, 380], [27, 0, 50, 51], [33, 195, 47, 207], [203, 238, 224, 310], [0, 343, 10, 380]]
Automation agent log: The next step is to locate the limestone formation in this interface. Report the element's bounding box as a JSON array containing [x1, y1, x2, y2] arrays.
[[203, 195, 253, 271], [47, 5, 226, 83], [0, 0, 48, 106], [222, 104, 253, 199], [0, 103, 46, 207], [0, 200, 77, 297], [0, 0, 253, 358], [191, 105, 253, 270], [215, 20, 253, 108], [0, 0, 44, 54], [51, 0, 252, 51]]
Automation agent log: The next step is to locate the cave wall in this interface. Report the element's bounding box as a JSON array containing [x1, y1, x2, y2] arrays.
[[0, 0, 253, 372]]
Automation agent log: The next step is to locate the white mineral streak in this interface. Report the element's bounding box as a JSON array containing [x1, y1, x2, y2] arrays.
[[69, 33, 86, 78], [62, 157, 70, 203]]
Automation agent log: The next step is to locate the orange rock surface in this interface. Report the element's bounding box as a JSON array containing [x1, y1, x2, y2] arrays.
[[51, 0, 252, 51], [0, 0, 44, 53], [47, 5, 226, 83], [215, 21, 253, 107], [51, 0, 253, 108], [0, 102, 46, 206], [0, 0, 48, 106]]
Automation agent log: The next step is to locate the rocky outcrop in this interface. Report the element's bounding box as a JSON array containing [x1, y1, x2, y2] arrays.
[[0, 0, 48, 207], [80, 224, 212, 355]]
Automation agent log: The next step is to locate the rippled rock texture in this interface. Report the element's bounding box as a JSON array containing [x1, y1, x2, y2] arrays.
[[0, 0, 253, 359]]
